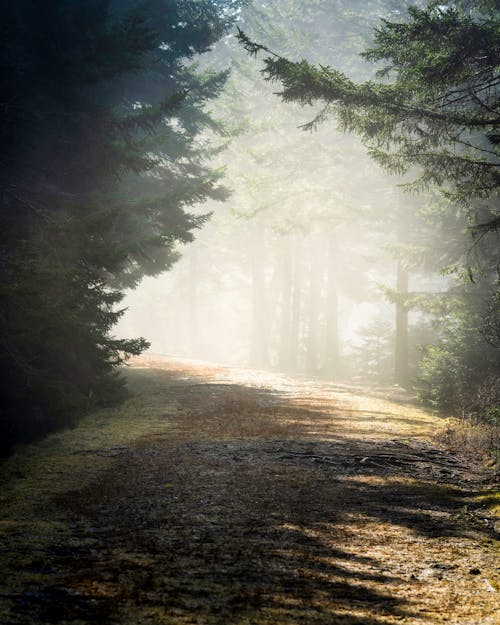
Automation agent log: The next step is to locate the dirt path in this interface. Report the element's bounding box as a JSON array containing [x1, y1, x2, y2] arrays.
[[0, 357, 498, 624]]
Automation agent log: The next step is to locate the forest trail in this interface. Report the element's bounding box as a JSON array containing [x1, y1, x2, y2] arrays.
[[0, 357, 498, 625]]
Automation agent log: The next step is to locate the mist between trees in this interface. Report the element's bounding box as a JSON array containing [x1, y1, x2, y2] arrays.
[[118, 177, 449, 385], [118, 0, 499, 411], [2, 0, 499, 451]]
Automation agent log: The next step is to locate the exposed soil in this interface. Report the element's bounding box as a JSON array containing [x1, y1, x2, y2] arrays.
[[0, 356, 498, 624]]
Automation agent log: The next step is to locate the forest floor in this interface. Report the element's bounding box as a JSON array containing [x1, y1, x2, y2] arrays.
[[0, 356, 499, 625]]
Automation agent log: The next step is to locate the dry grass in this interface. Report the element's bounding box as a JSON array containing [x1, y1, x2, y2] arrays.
[[0, 357, 499, 625], [436, 418, 500, 466]]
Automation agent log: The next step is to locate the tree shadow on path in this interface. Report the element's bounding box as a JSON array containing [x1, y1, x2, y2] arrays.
[[13, 365, 495, 625]]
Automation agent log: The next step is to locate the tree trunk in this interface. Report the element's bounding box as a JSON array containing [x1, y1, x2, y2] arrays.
[[249, 229, 269, 368], [323, 234, 340, 376], [278, 236, 293, 370], [305, 234, 322, 376], [188, 248, 200, 357], [289, 239, 303, 372], [394, 213, 409, 387]]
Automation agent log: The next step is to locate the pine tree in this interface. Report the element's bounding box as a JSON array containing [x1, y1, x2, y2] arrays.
[[0, 0, 245, 451], [238, 1, 499, 227], [238, 0, 500, 414]]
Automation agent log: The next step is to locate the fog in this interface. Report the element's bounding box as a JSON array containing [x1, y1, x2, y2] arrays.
[[116, 2, 449, 384]]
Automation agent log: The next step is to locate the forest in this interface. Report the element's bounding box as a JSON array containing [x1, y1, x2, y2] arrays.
[[0, 1, 499, 623], [3, 0, 498, 449]]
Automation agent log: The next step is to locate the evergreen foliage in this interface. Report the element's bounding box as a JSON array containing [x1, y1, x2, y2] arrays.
[[417, 284, 500, 418], [238, 0, 500, 418], [238, 3, 499, 216], [0, 0, 244, 452]]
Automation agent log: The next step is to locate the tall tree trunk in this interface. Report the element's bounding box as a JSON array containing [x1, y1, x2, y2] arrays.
[[323, 234, 340, 376], [289, 238, 303, 372], [188, 247, 200, 357], [305, 234, 322, 376], [395, 213, 409, 387], [278, 236, 293, 370], [249, 228, 269, 368]]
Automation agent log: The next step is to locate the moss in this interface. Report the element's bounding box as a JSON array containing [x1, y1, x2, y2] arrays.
[[477, 489, 500, 517]]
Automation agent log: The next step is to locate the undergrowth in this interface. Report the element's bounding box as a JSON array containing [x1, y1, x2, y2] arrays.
[[436, 417, 500, 470]]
